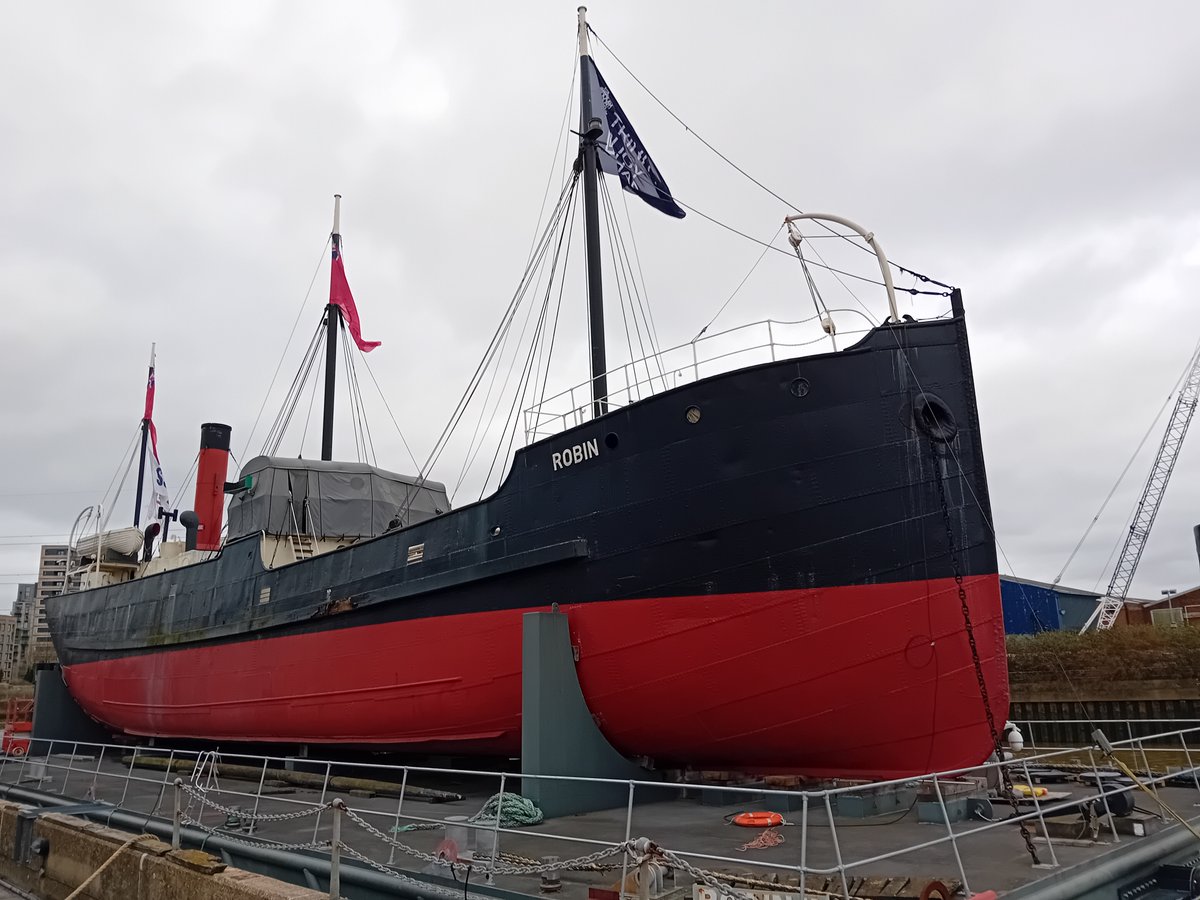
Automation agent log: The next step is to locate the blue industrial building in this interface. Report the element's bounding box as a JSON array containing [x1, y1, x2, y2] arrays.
[[1000, 576, 1103, 634]]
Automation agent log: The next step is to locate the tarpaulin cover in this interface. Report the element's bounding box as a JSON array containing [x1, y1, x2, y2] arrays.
[[227, 456, 449, 540]]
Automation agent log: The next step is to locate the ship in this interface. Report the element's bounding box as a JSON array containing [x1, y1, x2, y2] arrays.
[[45, 9, 1006, 779]]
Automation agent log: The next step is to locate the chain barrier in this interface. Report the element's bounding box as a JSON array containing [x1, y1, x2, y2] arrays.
[[648, 842, 760, 900], [930, 436, 1041, 866], [339, 843, 473, 899], [343, 805, 632, 876], [180, 813, 333, 853], [181, 782, 330, 823], [483, 850, 625, 873]]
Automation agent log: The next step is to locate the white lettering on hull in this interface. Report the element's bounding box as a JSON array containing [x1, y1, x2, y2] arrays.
[[552, 438, 600, 471]]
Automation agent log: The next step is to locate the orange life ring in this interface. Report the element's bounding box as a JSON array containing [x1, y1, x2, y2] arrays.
[[731, 811, 784, 828]]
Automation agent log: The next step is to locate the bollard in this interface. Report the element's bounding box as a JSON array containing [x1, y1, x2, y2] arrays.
[[330, 799, 344, 899], [540, 855, 561, 893], [172, 778, 182, 849]]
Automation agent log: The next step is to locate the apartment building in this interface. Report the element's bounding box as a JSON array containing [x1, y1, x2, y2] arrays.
[[0, 615, 18, 683], [29, 545, 80, 667], [10, 583, 35, 681]]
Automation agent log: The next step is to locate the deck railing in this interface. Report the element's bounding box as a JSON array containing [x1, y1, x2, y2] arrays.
[[3, 723, 1200, 900], [523, 311, 883, 442]]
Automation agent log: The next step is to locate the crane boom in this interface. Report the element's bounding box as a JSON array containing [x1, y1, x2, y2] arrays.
[[1081, 344, 1200, 631]]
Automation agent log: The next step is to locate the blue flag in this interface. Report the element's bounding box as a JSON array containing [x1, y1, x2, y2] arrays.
[[583, 57, 685, 219]]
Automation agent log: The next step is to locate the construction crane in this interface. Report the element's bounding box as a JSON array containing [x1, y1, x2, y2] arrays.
[[1080, 343, 1200, 632]]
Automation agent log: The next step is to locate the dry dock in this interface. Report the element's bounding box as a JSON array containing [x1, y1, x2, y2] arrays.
[[2, 724, 1200, 900]]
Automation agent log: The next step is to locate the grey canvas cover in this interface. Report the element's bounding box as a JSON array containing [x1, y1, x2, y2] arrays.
[[226, 456, 450, 541]]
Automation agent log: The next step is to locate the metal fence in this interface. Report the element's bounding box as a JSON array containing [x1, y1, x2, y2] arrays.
[[3, 724, 1200, 900], [1014, 717, 1200, 750]]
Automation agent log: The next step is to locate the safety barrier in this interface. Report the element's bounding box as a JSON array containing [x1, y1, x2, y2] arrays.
[[3, 724, 1200, 900], [521, 312, 890, 441]]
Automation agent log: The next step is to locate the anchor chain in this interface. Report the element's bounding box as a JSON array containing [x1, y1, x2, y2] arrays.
[[930, 437, 1041, 866]]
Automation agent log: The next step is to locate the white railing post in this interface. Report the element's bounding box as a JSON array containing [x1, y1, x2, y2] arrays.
[[60, 741, 80, 796], [248, 758, 269, 836], [1021, 760, 1057, 868], [312, 763, 333, 843], [797, 794, 808, 900], [1180, 732, 1200, 800], [823, 794, 850, 900], [387, 768, 410, 866], [172, 778, 183, 849], [486, 774, 506, 884], [1136, 740, 1167, 821], [768, 321, 776, 361], [1087, 749, 1121, 843], [118, 748, 138, 810], [619, 782, 635, 900], [86, 746, 106, 802], [931, 778, 972, 894], [330, 799, 343, 899]]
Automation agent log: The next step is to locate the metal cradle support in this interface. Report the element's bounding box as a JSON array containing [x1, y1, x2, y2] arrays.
[[520, 612, 672, 817], [31, 665, 110, 749]]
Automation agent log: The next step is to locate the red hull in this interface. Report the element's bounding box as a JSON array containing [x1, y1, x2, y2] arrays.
[[61, 575, 1005, 779]]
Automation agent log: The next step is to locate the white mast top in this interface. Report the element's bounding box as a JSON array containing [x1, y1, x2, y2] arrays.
[[577, 6, 590, 58], [332, 193, 342, 237], [149, 342, 156, 368]]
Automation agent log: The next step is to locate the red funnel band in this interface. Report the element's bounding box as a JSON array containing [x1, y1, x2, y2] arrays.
[[194, 423, 231, 551]]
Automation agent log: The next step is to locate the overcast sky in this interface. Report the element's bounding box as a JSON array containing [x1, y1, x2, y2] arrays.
[[2, 1, 1199, 613]]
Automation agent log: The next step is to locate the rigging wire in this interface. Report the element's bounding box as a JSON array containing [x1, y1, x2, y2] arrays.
[[357, 352, 421, 472], [100, 446, 139, 532], [599, 177, 642, 397], [414, 170, 580, 503], [479, 260, 559, 499], [793, 239, 838, 349], [240, 237, 332, 463], [96, 425, 144, 520], [601, 176, 665, 395], [691, 224, 785, 343], [586, 26, 955, 292], [298, 347, 323, 456], [449, 178, 580, 501], [338, 323, 363, 462], [618, 187, 665, 360], [173, 451, 201, 514], [343, 322, 378, 466], [525, 48, 580, 272], [536, 190, 578, 413], [602, 176, 668, 391], [475, 184, 580, 498], [263, 320, 326, 457], [672, 195, 949, 297]]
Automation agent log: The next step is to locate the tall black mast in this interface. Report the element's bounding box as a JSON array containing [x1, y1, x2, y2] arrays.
[[132, 343, 155, 526], [321, 194, 343, 461], [577, 7, 608, 418]]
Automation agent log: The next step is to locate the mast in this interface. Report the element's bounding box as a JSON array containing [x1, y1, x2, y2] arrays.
[[132, 343, 154, 527], [577, 7, 608, 418], [321, 194, 343, 461]]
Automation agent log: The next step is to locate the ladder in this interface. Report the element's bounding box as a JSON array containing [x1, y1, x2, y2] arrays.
[[289, 534, 315, 561]]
